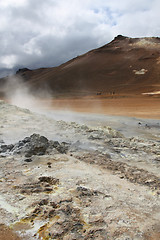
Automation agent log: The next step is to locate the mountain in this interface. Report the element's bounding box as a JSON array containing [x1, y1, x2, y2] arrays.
[[1, 35, 160, 96]]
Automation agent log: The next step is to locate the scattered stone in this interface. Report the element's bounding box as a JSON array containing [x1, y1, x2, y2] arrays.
[[38, 199, 49, 206], [24, 158, 32, 162], [0, 144, 14, 153], [10, 134, 49, 157], [76, 152, 160, 190], [15, 176, 59, 195], [38, 176, 59, 185], [76, 186, 98, 197], [0, 101, 160, 240], [0, 134, 70, 157]]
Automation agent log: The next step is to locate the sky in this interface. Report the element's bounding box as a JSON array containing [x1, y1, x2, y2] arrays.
[[0, 0, 160, 77]]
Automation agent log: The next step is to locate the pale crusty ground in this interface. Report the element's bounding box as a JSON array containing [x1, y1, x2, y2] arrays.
[[0, 100, 160, 239]]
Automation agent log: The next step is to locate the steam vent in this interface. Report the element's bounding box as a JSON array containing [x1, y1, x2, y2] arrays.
[[0, 35, 160, 239]]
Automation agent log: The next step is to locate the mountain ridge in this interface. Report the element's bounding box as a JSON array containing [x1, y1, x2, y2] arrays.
[[1, 35, 160, 96]]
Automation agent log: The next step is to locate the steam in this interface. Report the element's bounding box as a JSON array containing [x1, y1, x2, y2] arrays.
[[4, 76, 52, 112], [3, 76, 104, 126]]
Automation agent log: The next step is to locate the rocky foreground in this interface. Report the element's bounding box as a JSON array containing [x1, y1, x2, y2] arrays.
[[0, 100, 160, 239]]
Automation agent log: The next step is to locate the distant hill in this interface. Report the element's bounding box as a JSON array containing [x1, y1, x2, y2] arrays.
[[1, 35, 160, 97]]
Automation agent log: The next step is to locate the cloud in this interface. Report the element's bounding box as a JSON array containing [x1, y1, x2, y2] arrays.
[[0, 0, 159, 76]]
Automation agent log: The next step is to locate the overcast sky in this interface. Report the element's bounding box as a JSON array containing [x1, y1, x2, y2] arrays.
[[0, 0, 160, 76]]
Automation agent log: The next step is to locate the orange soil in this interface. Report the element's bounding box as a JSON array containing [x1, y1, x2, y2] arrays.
[[44, 95, 160, 119], [0, 224, 21, 240]]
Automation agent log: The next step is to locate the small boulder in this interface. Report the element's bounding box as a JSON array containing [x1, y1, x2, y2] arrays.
[[12, 134, 49, 157]]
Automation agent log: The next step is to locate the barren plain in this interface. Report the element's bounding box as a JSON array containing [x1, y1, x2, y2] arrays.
[[0, 99, 160, 240], [0, 35, 160, 239], [43, 95, 160, 119]]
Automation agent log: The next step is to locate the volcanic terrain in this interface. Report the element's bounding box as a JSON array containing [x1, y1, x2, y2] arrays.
[[0, 101, 160, 239], [1, 35, 160, 97], [0, 36, 160, 239]]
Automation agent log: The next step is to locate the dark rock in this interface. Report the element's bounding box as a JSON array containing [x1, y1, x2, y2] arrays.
[[1, 134, 70, 156], [10, 134, 49, 157], [38, 199, 49, 206], [50, 202, 58, 208], [0, 144, 14, 153], [49, 140, 70, 154], [48, 209, 55, 218], [24, 158, 32, 162], [38, 176, 59, 185], [25, 134, 49, 157], [16, 68, 30, 74], [0, 145, 8, 153], [47, 162, 52, 168], [56, 142, 68, 153], [114, 35, 128, 41], [49, 140, 60, 148], [17, 177, 59, 195], [32, 207, 42, 215], [44, 187, 53, 193], [76, 186, 98, 197]]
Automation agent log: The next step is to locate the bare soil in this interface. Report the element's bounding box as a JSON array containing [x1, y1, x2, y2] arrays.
[[0, 100, 160, 239], [7, 36, 160, 96], [43, 95, 160, 119], [0, 224, 21, 240]]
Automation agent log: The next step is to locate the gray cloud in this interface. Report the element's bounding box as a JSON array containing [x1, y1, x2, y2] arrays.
[[0, 0, 159, 77]]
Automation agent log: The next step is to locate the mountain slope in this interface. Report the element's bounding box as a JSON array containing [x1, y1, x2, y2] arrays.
[[2, 35, 160, 96]]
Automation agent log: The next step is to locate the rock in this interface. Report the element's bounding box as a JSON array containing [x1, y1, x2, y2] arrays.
[[16, 68, 31, 74], [38, 199, 49, 206], [16, 176, 59, 195], [49, 140, 69, 154], [76, 186, 98, 197], [50, 202, 58, 208], [114, 35, 128, 40], [38, 176, 59, 185], [24, 158, 32, 162], [0, 134, 70, 156], [12, 134, 49, 157], [88, 133, 103, 140], [47, 162, 52, 168], [47, 162, 52, 165], [0, 144, 14, 153], [87, 127, 123, 140]]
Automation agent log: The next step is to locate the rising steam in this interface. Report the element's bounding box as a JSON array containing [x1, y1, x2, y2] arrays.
[[4, 76, 52, 112]]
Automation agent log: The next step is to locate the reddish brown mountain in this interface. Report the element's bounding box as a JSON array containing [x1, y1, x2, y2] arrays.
[[1, 35, 160, 96]]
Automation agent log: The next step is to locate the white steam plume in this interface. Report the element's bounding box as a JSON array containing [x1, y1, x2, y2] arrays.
[[4, 76, 52, 112]]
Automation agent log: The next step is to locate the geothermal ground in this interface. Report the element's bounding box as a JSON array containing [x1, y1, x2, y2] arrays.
[[0, 100, 160, 240]]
